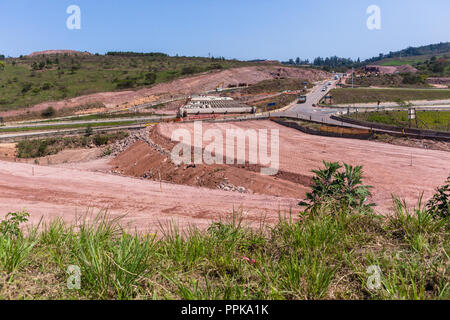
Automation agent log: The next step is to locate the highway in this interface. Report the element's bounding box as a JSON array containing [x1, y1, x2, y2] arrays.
[[273, 77, 450, 129], [273, 78, 349, 126]]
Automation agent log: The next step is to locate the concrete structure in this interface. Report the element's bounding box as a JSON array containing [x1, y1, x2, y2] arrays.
[[179, 96, 256, 117]]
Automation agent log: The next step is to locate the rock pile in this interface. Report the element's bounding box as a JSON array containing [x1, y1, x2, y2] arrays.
[[217, 179, 249, 193], [110, 128, 170, 157]]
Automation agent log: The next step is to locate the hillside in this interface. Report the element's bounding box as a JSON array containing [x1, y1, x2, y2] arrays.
[[0, 65, 329, 118], [367, 42, 450, 76], [0, 52, 253, 113], [366, 42, 450, 64]]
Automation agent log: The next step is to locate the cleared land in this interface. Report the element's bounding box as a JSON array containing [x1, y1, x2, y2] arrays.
[[329, 88, 450, 104], [1, 120, 449, 232], [156, 120, 450, 212], [0, 121, 448, 300], [348, 110, 450, 132]]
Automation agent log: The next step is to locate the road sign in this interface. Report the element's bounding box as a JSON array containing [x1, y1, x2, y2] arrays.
[[408, 108, 416, 120]]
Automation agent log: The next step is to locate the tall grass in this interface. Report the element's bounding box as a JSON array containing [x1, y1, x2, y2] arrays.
[[0, 200, 448, 300]]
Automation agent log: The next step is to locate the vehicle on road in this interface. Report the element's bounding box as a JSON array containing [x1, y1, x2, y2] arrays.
[[298, 95, 307, 104], [321, 87, 327, 92]]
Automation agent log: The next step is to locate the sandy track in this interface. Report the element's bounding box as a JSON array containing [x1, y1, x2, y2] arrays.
[[0, 161, 297, 232], [158, 120, 450, 212]]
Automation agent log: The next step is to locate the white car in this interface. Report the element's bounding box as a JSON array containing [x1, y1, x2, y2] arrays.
[[321, 87, 327, 92]]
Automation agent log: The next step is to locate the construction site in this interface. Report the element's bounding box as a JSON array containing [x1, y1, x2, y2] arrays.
[[178, 95, 256, 118]]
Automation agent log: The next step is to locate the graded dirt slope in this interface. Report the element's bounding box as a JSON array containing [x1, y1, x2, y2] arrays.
[[1, 66, 329, 118], [0, 160, 297, 232], [157, 120, 450, 212]]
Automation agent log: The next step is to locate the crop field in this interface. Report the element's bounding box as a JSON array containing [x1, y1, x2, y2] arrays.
[[347, 110, 450, 132], [329, 88, 450, 104]]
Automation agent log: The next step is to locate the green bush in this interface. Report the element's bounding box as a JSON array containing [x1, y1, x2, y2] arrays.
[[299, 161, 375, 212], [41, 106, 56, 118], [93, 134, 109, 146], [426, 176, 449, 218], [116, 79, 135, 89]]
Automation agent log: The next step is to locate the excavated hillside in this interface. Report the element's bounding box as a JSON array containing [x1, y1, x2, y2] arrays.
[[2, 66, 330, 117]]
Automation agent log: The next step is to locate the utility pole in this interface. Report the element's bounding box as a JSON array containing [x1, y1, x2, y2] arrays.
[[352, 67, 354, 89]]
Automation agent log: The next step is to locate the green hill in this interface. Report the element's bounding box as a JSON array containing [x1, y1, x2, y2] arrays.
[[365, 42, 450, 76], [0, 52, 251, 112]]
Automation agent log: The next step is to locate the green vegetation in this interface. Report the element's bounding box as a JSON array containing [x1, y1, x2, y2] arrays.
[[0, 53, 251, 112], [329, 88, 450, 104], [16, 132, 128, 158], [299, 161, 374, 211], [0, 120, 137, 133], [284, 43, 450, 74], [347, 110, 450, 132], [0, 163, 448, 300], [36, 111, 163, 123]]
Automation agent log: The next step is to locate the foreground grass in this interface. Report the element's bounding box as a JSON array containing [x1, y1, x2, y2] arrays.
[[0, 199, 448, 300], [329, 88, 450, 104], [347, 110, 450, 132]]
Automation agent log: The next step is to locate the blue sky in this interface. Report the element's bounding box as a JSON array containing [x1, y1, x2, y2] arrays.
[[1, 0, 449, 60]]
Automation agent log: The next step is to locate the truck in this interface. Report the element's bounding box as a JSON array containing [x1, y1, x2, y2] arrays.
[[298, 95, 307, 104]]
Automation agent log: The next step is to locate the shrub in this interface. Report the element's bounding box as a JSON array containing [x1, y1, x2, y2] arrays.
[[299, 161, 375, 212], [181, 66, 197, 75], [21, 82, 32, 94], [426, 176, 449, 218], [85, 125, 93, 137], [0, 211, 30, 238], [93, 134, 109, 146], [41, 82, 52, 90], [116, 79, 135, 89], [16, 139, 49, 158], [145, 72, 157, 84], [41, 106, 56, 118]]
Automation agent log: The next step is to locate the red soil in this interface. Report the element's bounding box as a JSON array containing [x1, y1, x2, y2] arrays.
[[156, 120, 450, 213]]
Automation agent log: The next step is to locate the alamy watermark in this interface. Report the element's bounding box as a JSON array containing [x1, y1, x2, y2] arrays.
[[67, 265, 81, 289], [366, 5, 381, 30], [366, 265, 382, 290], [66, 5, 81, 30], [170, 121, 279, 176]]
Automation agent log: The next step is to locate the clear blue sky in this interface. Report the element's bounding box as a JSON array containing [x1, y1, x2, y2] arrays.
[[1, 0, 449, 60]]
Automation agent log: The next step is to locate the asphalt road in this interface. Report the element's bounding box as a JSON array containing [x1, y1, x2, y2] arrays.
[[274, 77, 450, 129]]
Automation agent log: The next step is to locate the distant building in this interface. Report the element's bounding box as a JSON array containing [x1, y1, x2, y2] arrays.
[[179, 96, 255, 117]]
